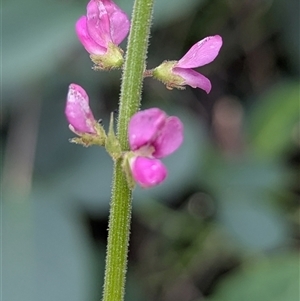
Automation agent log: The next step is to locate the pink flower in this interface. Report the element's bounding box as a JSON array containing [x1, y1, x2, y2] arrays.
[[153, 35, 223, 93], [65, 83, 97, 134], [128, 108, 184, 188], [75, 0, 130, 69]]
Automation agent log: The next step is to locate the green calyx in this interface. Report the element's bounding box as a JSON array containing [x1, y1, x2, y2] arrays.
[[90, 43, 124, 71], [69, 113, 123, 162], [69, 122, 107, 147], [152, 60, 186, 90]]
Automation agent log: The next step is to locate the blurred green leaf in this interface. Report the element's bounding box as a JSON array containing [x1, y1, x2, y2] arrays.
[[3, 191, 98, 301], [219, 194, 289, 252], [201, 158, 289, 251], [2, 199, 36, 301], [33, 190, 98, 301], [54, 147, 113, 213], [3, 0, 82, 94], [248, 81, 300, 158], [210, 253, 300, 301]]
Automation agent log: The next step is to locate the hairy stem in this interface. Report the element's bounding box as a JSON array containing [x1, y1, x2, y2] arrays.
[[102, 0, 155, 301]]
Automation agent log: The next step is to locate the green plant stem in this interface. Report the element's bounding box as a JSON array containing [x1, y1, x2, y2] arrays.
[[102, 0, 155, 301]]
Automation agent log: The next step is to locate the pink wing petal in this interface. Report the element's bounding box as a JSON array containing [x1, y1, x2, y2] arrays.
[[128, 108, 167, 151], [109, 9, 130, 45], [65, 84, 97, 134], [101, 0, 130, 45], [86, 0, 111, 48], [75, 16, 106, 55], [153, 116, 184, 158], [173, 67, 212, 93], [176, 35, 223, 69], [130, 157, 167, 188]]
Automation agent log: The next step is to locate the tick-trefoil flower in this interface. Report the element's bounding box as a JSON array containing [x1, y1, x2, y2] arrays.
[[75, 0, 130, 70], [152, 35, 223, 93], [65, 83, 106, 146], [125, 108, 184, 188]]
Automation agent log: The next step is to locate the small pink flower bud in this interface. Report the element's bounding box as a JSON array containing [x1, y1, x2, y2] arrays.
[[65, 83, 97, 134], [130, 157, 167, 188], [153, 35, 223, 93], [75, 0, 130, 69], [127, 108, 183, 188]]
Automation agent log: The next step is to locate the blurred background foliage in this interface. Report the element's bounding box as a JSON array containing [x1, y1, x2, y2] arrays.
[[2, 0, 300, 300]]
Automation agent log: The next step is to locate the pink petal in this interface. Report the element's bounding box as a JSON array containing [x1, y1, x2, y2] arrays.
[[86, 0, 112, 48], [130, 157, 167, 188], [86, 0, 129, 47], [65, 84, 97, 134], [176, 35, 223, 69], [173, 67, 212, 93], [100, 0, 130, 45], [128, 108, 167, 151], [153, 117, 184, 158], [75, 16, 106, 55]]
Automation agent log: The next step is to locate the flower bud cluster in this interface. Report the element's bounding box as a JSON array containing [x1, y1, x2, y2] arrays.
[[66, 0, 223, 188]]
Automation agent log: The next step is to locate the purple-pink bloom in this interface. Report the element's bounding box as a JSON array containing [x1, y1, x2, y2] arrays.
[[76, 0, 130, 54], [128, 108, 183, 188], [153, 35, 223, 93], [173, 35, 222, 93], [65, 83, 97, 134], [75, 0, 130, 68]]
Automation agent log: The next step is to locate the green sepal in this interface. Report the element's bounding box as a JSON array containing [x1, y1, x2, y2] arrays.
[[122, 152, 136, 190], [152, 60, 186, 90], [68, 121, 107, 147], [105, 112, 122, 160], [90, 43, 124, 71]]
